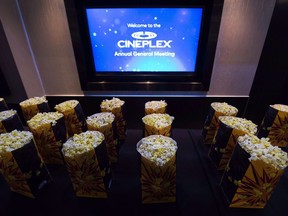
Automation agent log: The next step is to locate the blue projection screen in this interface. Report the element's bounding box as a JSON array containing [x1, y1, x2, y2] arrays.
[[86, 8, 203, 72]]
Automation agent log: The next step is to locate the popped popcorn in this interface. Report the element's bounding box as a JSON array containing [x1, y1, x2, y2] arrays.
[[142, 113, 174, 129], [211, 102, 238, 116], [87, 112, 115, 128], [238, 134, 288, 170], [100, 97, 124, 110], [271, 104, 288, 112], [54, 100, 79, 112], [137, 135, 177, 166], [219, 116, 257, 134], [0, 130, 33, 153], [27, 112, 64, 129], [20, 96, 47, 107], [0, 110, 17, 121], [62, 131, 104, 157], [145, 100, 167, 110]]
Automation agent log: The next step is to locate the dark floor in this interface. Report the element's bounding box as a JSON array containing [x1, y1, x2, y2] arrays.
[[0, 129, 287, 216]]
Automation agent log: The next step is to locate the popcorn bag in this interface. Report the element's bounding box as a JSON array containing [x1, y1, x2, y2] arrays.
[[27, 112, 67, 164], [0, 130, 52, 198], [0, 110, 24, 133], [144, 100, 167, 115], [62, 131, 111, 198], [220, 134, 288, 208], [209, 116, 257, 171], [258, 104, 288, 147], [0, 98, 9, 111], [137, 135, 177, 204], [100, 98, 126, 140], [20, 96, 50, 121], [87, 112, 118, 163], [202, 102, 238, 145], [55, 100, 87, 138], [142, 113, 174, 137]]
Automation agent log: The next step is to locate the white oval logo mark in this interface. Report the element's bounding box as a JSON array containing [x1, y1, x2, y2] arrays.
[[131, 31, 157, 40]]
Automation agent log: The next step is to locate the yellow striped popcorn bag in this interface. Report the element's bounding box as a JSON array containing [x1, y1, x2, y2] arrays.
[[258, 104, 288, 147], [0, 130, 51, 198], [221, 134, 288, 208], [55, 100, 87, 138], [144, 100, 167, 115], [137, 135, 177, 204], [202, 102, 238, 145], [62, 131, 111, 198], [209, 116, 257, 171], [100, 97, 126, 141], [20, 96, 50, 121], [27, 112, 67, 164], [142, 113, 174, 137], [87, 112, 118, 163], [0, 110, 24, 133]]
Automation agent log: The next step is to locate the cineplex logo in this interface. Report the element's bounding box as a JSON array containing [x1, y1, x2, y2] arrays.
[[117, 31, 173, 48]]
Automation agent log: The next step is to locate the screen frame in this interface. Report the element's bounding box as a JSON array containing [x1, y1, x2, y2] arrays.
[[64, 0, 224, 91]]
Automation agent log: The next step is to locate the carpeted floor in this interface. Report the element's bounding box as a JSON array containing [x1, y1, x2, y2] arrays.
[[0, 129, 287, 216]]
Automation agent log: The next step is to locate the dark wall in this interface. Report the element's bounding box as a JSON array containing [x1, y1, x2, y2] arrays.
[[245, 0, 288, 125]]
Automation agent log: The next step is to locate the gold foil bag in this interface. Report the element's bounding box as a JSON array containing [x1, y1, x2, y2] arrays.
[[144, 100, 167, 115], [0, 132, 51, 198], [202, 102, 238, 145], [140, 155, 176, 204], [137, 135, 177, 204], [0, 110, 24, 133], [144, 124, 172, 137], [101, 106, 126, 140], [64, 148, 108, 198], [55, 100, 87, 138], [258, 104, 288, 147], [28, 115, 66, 165], [209, 117, 257, 171], [221, 144, 285, 208], [100, 98, 126, 141], [88, 123, 118, 163], [20, 97, 50, 121], [63, 132, 111, 198]]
